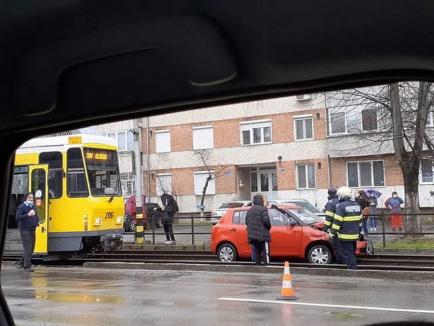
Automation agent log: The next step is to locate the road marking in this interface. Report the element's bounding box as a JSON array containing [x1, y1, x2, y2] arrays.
[[218, 298, 434, 315]]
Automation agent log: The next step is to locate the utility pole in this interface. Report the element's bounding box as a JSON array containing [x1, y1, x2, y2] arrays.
[[132, 119, 144, 244]]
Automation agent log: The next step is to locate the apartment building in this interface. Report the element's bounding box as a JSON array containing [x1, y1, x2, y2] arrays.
[[94, 93, 434, 212]]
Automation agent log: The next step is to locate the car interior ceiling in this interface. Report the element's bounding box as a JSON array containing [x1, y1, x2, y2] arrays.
[[2, 0, 434, 324]]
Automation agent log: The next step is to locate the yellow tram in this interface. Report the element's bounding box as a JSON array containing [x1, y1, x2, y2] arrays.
[[9, 134, 124, 254]]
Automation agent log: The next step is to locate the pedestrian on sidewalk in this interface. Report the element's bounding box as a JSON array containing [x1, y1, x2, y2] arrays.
[[245, 194, 271, 265], [355, 190, 370, 234], [368, 192, 379, 232], [15, 193, 39, 272], [385, 192, 404, 232], [161, 192, 179, 244]]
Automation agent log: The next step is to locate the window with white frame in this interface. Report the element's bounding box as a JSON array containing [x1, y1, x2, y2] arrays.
[[240, 121, 272, 145], [104, 131, 134, 151], [296, 164, 315, 189], [294, 116, 313, 140], [362, 109, 378, 131], [120, 172, 135, 197], [193, 126, 214, 149], [194, 171, 215, 195], [155, 131, 171, 153], [421, 159, 434, 183], [347, 161, 384, 187], [329, 112, 346, 134], [156, 174, 172, 196]]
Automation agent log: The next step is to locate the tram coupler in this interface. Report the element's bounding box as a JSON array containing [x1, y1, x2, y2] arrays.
[[101, 233, 123, 252]]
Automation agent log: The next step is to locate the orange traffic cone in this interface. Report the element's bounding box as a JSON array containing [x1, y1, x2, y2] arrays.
[[277, 261, 298, 300]]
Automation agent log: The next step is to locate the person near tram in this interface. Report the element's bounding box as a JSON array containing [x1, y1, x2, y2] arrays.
[[15, 192, 39, 272]]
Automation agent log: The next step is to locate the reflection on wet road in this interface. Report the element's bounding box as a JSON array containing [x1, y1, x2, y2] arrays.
[[2, 264, 434, 325]]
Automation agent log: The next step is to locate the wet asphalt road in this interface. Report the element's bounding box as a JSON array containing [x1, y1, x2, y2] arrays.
[[2, 264, 434, 326]]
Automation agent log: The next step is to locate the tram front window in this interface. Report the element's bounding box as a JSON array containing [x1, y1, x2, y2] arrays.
[[83, 148, 121, 197]]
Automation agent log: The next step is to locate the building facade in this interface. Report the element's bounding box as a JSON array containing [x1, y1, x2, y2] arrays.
[[94, 93, 434, 212]]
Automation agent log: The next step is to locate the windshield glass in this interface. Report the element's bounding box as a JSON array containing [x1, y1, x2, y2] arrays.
[[286, 201, 321, 214], [83, 148, 121, 197], [287, 208, 322, 224], [218, 202, 244, 209]]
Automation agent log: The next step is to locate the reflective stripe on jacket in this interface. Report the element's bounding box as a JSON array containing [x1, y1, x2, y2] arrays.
[[332, 199, 362, 241], [324, 196, 339, 230]]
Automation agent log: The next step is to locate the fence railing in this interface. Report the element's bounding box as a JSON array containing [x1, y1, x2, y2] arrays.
[[362, 212, 434, 247], [140, 216, 212, 245], [135, 213, 434, 247]]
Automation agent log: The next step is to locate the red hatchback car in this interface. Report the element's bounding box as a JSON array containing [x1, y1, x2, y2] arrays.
[[211, 204, 367, 264]]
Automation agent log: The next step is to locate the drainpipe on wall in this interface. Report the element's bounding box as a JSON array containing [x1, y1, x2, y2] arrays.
[[327, 154, 332, 188]]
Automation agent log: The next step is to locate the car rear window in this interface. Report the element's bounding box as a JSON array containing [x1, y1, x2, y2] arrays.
[[232, 211, 247, 224]]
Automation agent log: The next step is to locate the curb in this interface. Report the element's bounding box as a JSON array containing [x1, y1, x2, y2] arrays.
[[82, 262, 434, 281]]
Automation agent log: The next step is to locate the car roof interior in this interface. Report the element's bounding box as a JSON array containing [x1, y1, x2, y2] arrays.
[[2, 0, 434, 323]]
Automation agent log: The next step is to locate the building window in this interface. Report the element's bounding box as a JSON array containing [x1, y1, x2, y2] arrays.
[[240, 121, 272, 145], [421, 159, 434, 183], [362, 109, 378, 131], [193, 126, 214, 149], [294, 116, 313, 140], [155, 131, 171, 153], [194, 171, 215, 195], [156, 173, 172, 196], [330, 112, 346, 135], [297, 164, 315, 189], [120, 172, 135, 197], [104, 131, 134, 151], [347, 160, 384, 187]]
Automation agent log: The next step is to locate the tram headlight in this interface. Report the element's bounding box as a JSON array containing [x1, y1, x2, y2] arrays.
[[116, 216, 123, 224], [94, 217, 102, 226]]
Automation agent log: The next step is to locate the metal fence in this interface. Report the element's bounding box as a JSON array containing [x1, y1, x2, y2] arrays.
[[142, 216, 212, 245], [362, 212, 434, 248]]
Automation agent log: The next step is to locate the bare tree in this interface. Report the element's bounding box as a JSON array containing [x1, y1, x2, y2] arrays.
[[327, 82, 434, 235], [194, 149, 227, 217]]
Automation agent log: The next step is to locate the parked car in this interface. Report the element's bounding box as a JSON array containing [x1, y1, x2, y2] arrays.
[[211, 201, 250, 225], [268, 199, 326, 219], [211, 204, 367, 264]]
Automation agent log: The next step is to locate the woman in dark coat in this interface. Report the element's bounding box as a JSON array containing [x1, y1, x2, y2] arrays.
[[245, 194, 271, 265]]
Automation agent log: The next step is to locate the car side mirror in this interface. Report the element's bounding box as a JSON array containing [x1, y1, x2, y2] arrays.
[[286, 218, 297, 226], [271, 204, 278, 209]]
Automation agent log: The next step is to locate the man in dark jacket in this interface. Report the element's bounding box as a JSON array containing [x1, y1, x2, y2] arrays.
[[245, 194, 271, 265], [15, 193, 39, 272], [161, 192, 178, 244]]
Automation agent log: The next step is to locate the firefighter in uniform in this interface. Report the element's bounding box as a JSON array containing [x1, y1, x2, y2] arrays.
[[331, 186, 362, 270], [323, 187, 342, 263], [324, 187, 339, 232]]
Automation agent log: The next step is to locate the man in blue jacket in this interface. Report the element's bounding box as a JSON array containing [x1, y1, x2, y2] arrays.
[[15, 193, 39, 272]]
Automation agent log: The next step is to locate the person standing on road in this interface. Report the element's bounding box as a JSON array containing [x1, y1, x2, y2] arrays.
[[323, 187, 342, 263], [245, 194, 271, 265], [332, 187, 362, 270], [161, 192, 178, 244], [15, 193, 39, 272], [385, 191, 404, 232]]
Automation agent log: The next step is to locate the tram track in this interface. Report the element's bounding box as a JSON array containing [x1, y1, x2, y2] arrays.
[[4, 251, 434, 272]]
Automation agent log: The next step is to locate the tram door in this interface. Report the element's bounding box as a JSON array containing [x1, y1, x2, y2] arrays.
[[29, 165, 49, 254]]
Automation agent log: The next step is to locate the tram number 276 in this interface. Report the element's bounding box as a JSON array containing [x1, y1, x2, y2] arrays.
[[105, 212, 114, 219]]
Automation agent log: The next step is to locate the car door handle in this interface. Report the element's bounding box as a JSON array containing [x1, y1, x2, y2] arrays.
[[229, 228, 237, 231]]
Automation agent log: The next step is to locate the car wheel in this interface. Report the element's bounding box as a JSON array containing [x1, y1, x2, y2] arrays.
[[217, 243, 237, 262], [307, 244, 332, 264]]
